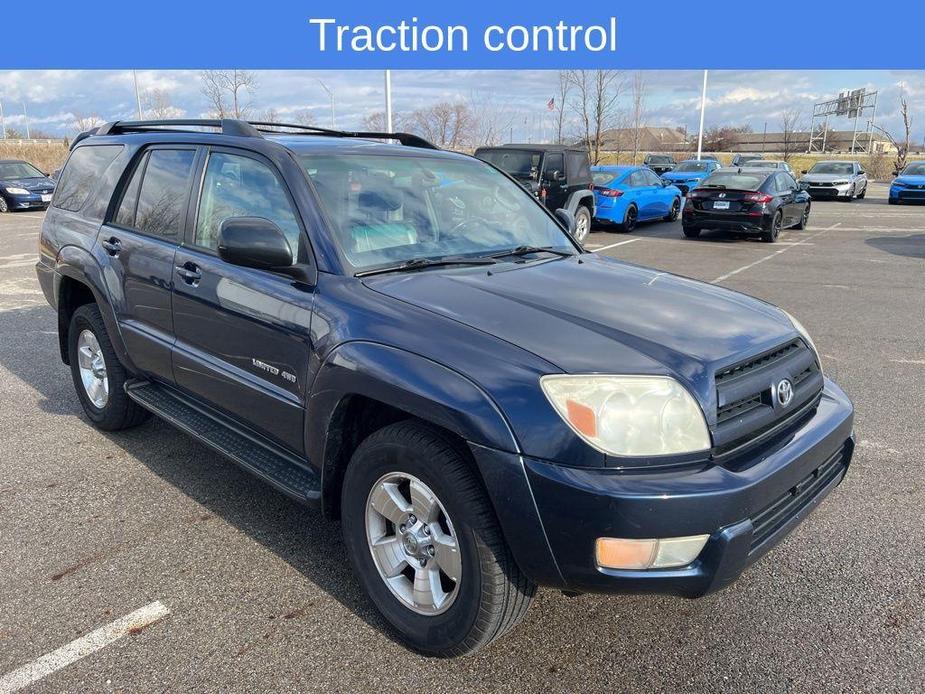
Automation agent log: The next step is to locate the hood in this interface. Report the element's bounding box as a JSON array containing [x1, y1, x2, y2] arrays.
[[894, 175, 925, 186], [663, 170, 708, 181], [801, 173, 854, 183], [0, 176, 55, 192], [363, 254, 796, 403]]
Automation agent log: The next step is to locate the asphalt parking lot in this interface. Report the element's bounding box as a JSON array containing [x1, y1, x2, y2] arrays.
[[1, 182, 923, 693]]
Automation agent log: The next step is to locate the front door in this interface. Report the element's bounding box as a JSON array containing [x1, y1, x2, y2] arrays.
[[541, 152, 567, 211], [99, 145, 199, 382], [170, 148, 315, 454]]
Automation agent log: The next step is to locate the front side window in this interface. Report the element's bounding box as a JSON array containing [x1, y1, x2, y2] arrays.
[[195, 152, 302, 264], [300, 153, 571, 272], [53, 145, 123, 212]]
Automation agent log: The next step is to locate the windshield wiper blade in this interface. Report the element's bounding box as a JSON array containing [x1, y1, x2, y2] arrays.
[[490, 245, 574, 259], [355, 256, 497, 278]]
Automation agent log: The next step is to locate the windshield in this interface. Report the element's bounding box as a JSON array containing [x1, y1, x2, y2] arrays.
[[901, 162, 925, 176], [744, 161, 777, 169], [701, 173, 766, 190], [0, 161, 44, 180], [300, 153, 572, 272], [647, 156, 673, 164], [675, 161, 710, 172], [475, 149, 541, 180], [809, 162, 855, 175]]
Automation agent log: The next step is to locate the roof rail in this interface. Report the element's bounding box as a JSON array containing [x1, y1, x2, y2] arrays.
[[248, 121, 438, 150], [95, 119, 264, 138]]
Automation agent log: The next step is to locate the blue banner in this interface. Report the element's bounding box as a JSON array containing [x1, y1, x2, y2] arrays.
[[3, 1, 924, 69]]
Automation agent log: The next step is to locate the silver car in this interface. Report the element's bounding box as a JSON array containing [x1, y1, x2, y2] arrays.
[[799, 161, 868, 201], [738, 160, 796, 176]]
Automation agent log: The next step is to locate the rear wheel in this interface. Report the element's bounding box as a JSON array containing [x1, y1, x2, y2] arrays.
[[664, 197, 681, 222], [682, 226, 701, 238], [573, 206, 591, 244], [616, 204, 638, 232], [67, 304, 150, 430], [761, 211, 783, 243], [341, 421, 535, 657]]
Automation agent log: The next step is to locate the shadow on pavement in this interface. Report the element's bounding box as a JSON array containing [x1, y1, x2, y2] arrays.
[[866, 233, 925, 259]]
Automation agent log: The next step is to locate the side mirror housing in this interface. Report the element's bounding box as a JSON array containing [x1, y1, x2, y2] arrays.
[[218, 217, 293, 270], [801, 170, 808, 175], [554, 208, 577, 235]]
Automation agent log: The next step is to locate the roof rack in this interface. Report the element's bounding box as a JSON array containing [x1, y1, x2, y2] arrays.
[[90, 118, 438, 150]]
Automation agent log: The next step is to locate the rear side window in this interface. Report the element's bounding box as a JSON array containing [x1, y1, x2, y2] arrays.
[[543, 152, 564, 178], [53, 145, 123, 212], [194, 152, 302, 264], [115, 149, 196, 238]]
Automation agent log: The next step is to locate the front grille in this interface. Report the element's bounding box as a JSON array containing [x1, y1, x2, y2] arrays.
[[899, 190, 925, 200], [749, 443, 849, 551], [712, 339, 824, 456]]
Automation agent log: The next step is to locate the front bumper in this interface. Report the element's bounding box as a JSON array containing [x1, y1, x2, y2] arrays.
[[1, 191, 52, 209], [473, 379, 854, 597], [802, 183, 852, 199], [890, 185, 925, 202]]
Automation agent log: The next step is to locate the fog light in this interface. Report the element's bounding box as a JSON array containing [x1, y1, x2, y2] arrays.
[[595, 534, 710, 570]]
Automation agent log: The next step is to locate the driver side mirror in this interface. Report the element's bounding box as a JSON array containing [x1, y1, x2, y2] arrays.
[[801, 170, 808, 175], [554, 208, 576, 236], [218, 217, 293, 270]]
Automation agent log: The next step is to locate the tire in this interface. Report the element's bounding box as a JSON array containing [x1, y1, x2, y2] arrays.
[[857, 186, 866, 199], [0, 196, 9, 213], [573, 205, 591, 244], [842, 186, 855, 202], [68, 304, 150, 431], [682, 226, 701, 238], [794, 203, 810, 230], [616, 204, 638, 232], [341, 421, 536, 657], [888, 198, 899, 205], [761, 211, 783, 243], [664, 197, 681, 222]]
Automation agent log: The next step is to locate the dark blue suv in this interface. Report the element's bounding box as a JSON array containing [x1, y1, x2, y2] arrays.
[[36, 120, 854, 656]]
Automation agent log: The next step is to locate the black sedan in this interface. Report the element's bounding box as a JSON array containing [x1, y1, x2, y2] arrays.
[[0, 159, 56, 213], [681, 169, 810, 243]]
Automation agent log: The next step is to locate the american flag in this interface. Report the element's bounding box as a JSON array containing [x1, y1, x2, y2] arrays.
[[547, 97, 555, 111]]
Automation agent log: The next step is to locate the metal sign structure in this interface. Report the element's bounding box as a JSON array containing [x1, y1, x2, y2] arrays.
[[808, 88, 878, 154]]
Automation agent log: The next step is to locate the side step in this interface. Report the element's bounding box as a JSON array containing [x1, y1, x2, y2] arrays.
[[125, 380, 321, 505]]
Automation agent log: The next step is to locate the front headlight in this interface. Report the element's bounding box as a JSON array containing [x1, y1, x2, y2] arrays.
[[783, 310, 822, 374], [892, 181, 906, 188], [4, 187, 29, 195], [540, 375, 711, 457]]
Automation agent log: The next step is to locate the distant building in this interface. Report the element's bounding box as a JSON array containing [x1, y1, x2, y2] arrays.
[[590, 126, 689, 152], [728, 130, 896, 154]]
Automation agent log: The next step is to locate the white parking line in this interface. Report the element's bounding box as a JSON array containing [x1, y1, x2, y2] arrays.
[[591, 238, 643, 253], [711, 224, 840, 284], [0, 601, 170, 693]]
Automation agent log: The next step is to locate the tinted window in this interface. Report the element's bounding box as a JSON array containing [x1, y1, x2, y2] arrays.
[[475, 149, 541, 180], [701, 173, 766, 190], [195, 152, 302, 264], [809, 162, 854, 175], [566, 151, 592, 182], [118, 149, 196, 238], [626, 171, 648, 187], [53, 145, 123, 212], [902, 162, 925, 175], [647, 155, 673, 164], [675, 161, 711, 172], [779, 173, 798, 190], [543, 152, 564, 179], [115, 153, 147, 228]]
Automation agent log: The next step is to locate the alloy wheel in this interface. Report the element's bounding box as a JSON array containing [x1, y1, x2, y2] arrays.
[[76, 329, 109, 408], [365, 472, 461, 615], [625, 205, 638, 231], [574, 211, 590, 243]]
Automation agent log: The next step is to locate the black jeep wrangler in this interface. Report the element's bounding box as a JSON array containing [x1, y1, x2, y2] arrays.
[[473, 144, 595, 243]]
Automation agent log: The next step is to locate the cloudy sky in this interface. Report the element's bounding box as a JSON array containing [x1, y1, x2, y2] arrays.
[[0, 69, 922, 143]]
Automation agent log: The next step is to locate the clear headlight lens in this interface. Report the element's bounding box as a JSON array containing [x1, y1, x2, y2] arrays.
[[540, 375, 711, 457], [4, 187, 29, 195], [783, 310, 823, 376]]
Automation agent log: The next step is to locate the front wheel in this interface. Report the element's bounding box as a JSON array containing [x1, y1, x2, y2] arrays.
[[573, 206, 591, 244], [857, 185, 866, 199], [794, 203, 810, 230], [341, 421, 535, 657], [0, 196, 9, 213], [664, 197, 681, 222]]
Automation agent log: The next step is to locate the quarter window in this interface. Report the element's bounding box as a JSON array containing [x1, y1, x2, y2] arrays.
[[194, 152, 302, 264], [53, 145, 123, 213]]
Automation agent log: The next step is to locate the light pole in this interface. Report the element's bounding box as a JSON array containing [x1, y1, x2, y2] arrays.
[[0, 97, 5, 139], [696, 69, 708, 160], [318, 79, 335, 129], [22, 101, 31, 139], [384, 70, 393, 132], [132, 70, 143, 119]]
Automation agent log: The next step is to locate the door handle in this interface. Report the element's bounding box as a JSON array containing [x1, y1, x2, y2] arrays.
[[101, 237, 122, 256], [175, 264, 202, 285]]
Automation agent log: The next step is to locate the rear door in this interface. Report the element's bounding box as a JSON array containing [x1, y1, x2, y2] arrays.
[[170, 147, 315, 454], [99, 145, 199, 382]]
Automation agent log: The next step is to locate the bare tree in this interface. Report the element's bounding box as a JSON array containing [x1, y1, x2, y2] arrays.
[[780, 109, 803, 163], [362, 111, 387, 131], [467, 90, 514, 147], [294, 110, 317, 127], [200, 70, 257, 119], [72, 112, 106, 134], [565, 70, 626, 164], [629, 72, 647, 164], [404, 101, 472, 150], [259, 108, 281, 124], [141, 88, 178, 119], [554, 72, 570, 144], [703, 125, 752, 152]]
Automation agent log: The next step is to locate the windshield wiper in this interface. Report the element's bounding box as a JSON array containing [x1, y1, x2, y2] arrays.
[[355, 256, 498, 278], [490, 245, 574, 259]]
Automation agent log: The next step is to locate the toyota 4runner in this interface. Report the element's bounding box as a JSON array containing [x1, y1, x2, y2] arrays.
[[37, 119, 854, 657]]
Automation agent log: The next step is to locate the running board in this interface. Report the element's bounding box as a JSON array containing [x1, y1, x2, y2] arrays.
[[125, 380, 321, 505]]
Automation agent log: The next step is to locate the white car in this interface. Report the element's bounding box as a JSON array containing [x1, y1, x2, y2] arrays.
[[799, 161, 868, 201]]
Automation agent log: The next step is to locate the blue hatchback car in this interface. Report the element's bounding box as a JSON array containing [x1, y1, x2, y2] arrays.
[[592, 165, 682, 231], [889, 161, 925, 204], [661, 159, 722, 196]]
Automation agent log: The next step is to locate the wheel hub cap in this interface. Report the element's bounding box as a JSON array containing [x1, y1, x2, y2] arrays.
[[76, 330, 109, 408], [365, 472, 461, 615]]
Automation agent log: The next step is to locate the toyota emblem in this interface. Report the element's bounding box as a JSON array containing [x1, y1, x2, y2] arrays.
[[776, 379, 794, 407]]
